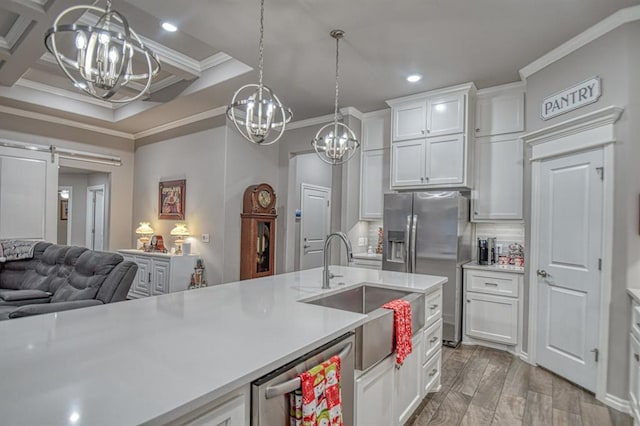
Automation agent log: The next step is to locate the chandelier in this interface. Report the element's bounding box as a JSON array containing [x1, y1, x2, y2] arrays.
[[226, 0, 292, 145], [312, 30, 360, 165], [44, 0, 161, 103]]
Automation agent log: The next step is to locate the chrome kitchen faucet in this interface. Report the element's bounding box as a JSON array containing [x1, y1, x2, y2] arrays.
[[322, 232, 353, 289]]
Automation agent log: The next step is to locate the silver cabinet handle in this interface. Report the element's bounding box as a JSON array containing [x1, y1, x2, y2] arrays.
[[264, 342, 353, 399], [467, 299, 471, 303], [635, 353, 640, 362], [430, 304, 439, 310], [148, 272, 151, 283], [636, 322, 640, 328], [426, 129, 431, 133], [421, 129, 425, 135], [429, 336, 439, 343], [485, 282, 499, 287], [429, 368, 438, 377], [537, 269, 549, 278], [475, 128, 480, 132]]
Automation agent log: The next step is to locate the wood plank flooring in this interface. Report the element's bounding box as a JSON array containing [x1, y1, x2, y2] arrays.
[[407, 345, 633, 426]]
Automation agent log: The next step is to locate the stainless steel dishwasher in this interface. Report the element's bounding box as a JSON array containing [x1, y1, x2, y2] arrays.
[[251, 332, 355, 425]]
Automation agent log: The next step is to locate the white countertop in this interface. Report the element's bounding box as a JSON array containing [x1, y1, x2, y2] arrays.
[[463, 261, 525, 274], [0, 266, 446, 425], [352, 253, 382, 261], [628, 288, 640, 304]]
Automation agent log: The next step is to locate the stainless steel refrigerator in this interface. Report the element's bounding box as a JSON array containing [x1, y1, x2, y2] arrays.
[[382, 191, 471, 346]]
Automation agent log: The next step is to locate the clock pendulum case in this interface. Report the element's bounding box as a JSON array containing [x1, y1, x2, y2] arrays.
[[240, 183, 277, 280]]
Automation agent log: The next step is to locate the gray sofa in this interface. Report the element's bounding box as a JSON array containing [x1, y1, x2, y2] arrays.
[[0, 242, 137, 320]]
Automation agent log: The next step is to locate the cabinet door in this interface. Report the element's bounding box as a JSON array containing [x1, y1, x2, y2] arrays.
[[391, 140, 425, 187], [394, 333, 423, 426], [361, 149, 385, 219], [362, 113, 387, 151], [473, 135, 523, 221], [130, 257, 151, 298], [425, 134, 464, 186], [355, 355, 395, 426], [475, 91, 525, 137], [465, 292, 518, 345], [426, 93, 465, 137], [466, 292, 518, 345], [181, 394, 246, 426], [393, 100, 426, 141], [630, 333, 640, 420], [151, 259, 170, 295]]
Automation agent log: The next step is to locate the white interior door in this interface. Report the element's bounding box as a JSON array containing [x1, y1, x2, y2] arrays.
[[86, 185, 105, 251], [535, 148, 603, 392], [300, 184, 331, 270]]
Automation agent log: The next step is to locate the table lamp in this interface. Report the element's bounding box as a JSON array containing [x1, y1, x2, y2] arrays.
[[170, 223, 190, 254], [135, 222, 154, 251]]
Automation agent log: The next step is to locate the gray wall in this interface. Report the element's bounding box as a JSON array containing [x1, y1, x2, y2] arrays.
[[523, 21, 640, 399], [58, 174, 89, 246]]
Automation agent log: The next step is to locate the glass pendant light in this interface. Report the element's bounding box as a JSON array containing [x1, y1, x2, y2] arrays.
[[312, 30, 360, 165], [44, 0, 161, 103], [226, 0, 292, 145]]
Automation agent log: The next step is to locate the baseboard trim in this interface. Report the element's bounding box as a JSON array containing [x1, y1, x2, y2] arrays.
[[519, 351, 531, 364], [604, 393, 632, 415]]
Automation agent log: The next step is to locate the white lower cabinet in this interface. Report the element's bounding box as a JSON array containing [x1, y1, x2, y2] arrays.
[[175, 387, 248, 426], [463, 267, 523, 350], [394, 333, 423, 426], [629, 300, 640, 423], [422, 349, 442, 397], [118, 250, 197, 298], [355, 355, 395, 426]]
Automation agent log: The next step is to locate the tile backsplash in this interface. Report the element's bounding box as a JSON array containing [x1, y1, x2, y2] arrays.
[[474, 222, 525, 259]]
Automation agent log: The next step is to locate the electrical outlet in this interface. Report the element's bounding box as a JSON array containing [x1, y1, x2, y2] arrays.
[[202, 233, 210, 243], [358, 237, 367, 246], [496, 244, 503, 255]]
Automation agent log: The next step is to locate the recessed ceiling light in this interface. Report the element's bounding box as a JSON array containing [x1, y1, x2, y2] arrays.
[[407, 74, 422, 83], [162, 22, 178, 32]]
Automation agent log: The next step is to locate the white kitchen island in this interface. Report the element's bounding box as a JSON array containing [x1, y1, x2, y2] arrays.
[[0, 267, 446, 425]]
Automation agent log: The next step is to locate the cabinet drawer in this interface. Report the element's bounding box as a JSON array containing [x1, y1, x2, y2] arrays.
[[425, 288, 443, 328], [632, 306, 640, 340], [422, 349, 441, 396], [423, 319, 442, 364], [466, 270, 519, 297]]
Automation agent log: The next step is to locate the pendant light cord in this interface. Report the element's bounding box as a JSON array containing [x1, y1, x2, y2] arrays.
[[258, 0, 265, 92], [333, 35, 340, 126]]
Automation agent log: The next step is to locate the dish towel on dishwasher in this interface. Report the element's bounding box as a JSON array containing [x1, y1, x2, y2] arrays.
[[382, 299, 413, 366], [289, 354, 343, 426]]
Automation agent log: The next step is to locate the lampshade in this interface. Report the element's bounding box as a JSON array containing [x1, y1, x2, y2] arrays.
[[170, 223, 190, 237], [135, 222, 154, 236]]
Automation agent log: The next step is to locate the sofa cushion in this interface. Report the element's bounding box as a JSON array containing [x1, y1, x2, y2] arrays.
[[51, 250, 123, 302], [0, 289, 51, 301], [49, 246, 88, 295], [21, 245, 70, 291], [0, 242, 51, 290]]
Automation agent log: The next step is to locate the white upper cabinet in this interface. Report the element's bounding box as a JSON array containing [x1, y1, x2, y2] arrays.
[[362, 112, 388, 151], [361, 149, 385, 219], [426, 93, 465, 137], [472, 134, 523, 221], [475, 85, 525, 137], [387, 82, 476, 190], [425, 134, 464, 186], [391, 140, 425, 187], [392, 100, 426, 141]]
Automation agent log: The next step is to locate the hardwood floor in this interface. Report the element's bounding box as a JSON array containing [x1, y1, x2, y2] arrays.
[[407, 345, 633, 426]]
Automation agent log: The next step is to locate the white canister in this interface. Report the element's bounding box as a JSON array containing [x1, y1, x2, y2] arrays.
[[182, 242, 191, 255]]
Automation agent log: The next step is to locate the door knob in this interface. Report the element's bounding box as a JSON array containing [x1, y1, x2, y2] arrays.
[[304, 245, 311, 249], [537, 269, 549, 278]]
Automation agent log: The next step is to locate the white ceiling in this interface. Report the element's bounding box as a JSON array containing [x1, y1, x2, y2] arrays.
[[0, 0, 638, 136]]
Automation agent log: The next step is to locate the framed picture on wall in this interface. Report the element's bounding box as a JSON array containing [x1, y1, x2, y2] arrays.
[[159, 179, 186, 220], [60, 199, 68, 220]]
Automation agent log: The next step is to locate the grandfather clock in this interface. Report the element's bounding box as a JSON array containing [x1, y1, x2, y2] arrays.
[[240, 183, 277, 280]]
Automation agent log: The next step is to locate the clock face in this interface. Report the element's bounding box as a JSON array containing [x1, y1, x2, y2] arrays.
[[258, 189, 272, 208]]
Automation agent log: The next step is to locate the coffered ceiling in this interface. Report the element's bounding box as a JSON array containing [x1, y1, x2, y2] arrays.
[[0, 0, 638, 138]]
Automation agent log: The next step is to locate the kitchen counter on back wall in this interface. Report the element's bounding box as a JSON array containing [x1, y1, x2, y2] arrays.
[[0, 267, 446, 425]]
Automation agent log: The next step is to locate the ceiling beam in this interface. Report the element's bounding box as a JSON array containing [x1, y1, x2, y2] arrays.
[[0, 0, 78, 87], [1, 0, 46, 21]]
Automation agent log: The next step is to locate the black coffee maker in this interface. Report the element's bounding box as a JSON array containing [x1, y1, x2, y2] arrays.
[[477, 237, 497, 265]]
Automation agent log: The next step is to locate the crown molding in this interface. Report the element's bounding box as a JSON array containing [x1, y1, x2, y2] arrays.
[[16, 78, 117, 109], [200, 52, 233, 71], [386, 82, 477, 106], [340, 107, 364, 121], [520, 5, 640, 80], [0, 105, 134, 140], [286, 113, 336, 131], [133, 106, 227, 139], [477, 81, 526, 96], [362, 108, 390, 119]]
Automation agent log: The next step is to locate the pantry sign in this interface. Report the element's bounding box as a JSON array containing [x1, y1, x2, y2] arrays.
[[541, 77, 601, 120]]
